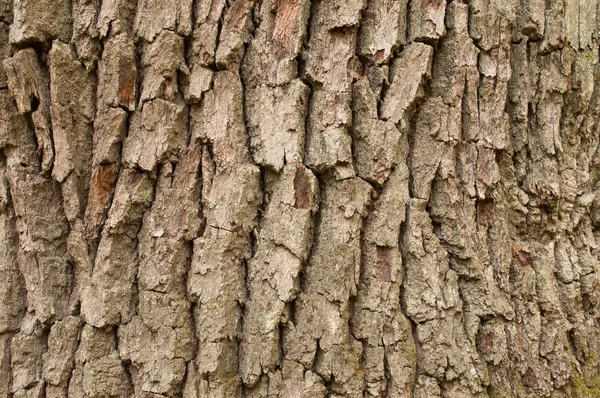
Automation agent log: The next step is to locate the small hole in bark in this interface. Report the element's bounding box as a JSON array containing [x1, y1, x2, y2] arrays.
[[30, 97, 39, 112]]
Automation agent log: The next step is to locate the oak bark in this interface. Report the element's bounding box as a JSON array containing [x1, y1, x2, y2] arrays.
[[1, 0, 600, 397]]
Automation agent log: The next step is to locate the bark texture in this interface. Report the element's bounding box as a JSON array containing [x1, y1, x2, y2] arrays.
[[2, 0, 600, 397]]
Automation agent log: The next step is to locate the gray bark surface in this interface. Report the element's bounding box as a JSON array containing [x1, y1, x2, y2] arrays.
[[1, 0, 600, 397]]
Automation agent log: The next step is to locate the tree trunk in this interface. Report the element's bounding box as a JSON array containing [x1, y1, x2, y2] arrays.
[[1, 0, 600, 397]]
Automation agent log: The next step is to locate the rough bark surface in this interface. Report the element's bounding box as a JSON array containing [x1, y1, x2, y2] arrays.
[[2, 0, 600, 397]]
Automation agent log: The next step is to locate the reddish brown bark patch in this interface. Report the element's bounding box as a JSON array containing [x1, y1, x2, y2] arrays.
[[85, 164, 119, 238], [173, 144, 201, 190], [117, 56, 136, 109], [293, 164, 312, 209], [272, 0, 302, 59], [224, 0, 253, 32]]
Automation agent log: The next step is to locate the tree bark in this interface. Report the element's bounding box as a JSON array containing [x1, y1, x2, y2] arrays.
[[1, 0, 600, 397]]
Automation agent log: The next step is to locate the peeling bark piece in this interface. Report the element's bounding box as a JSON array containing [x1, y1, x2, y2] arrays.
[[241, 0, 310, 86], [183, 0, 222, 100], [577, 0, 596, 50], [318, 0, 365, 29], [417, 316, 488, 393], [123, 98, 187, 172], [358, 0, 407, 64], [5, 162, 70, 324], [284, 177, 372, 397], [97, 0, 136, 38], [381, 42, 434, 126], [279, 361, 326, 397], [354, 166, 417, 397], [203, 164, 261, 236], [240, 268, 290, 387], [518, 0, 545, 39], [430, 2, 479, 105], [245, 80, 309, 171], [91, 108, 127, 168], [303, 4, 358, 88], [71, 0, 100, 69], [365, 167, 409, 248], [565, 0, 596, 50], [215, 0, 256, 68], [8, 0, 71, 44], [0, 91, 38, 167], [478, 59, 511, 150], [49, 41, 94, 220], [409, 0, 446, 42], [81, 169, 154, 327], [0, 160, 25, 334], [66, 223, 92, 313], [409, 97, 453, 200], [137, 146, 201, 294], [70, 325, 130, 398], [188, 0, 226, 69], [564, 0, 580, 48], [134, 0, 192, 42], [352, 77, 401, 185], [475, 144, 500, 198], [140, 30, 189, 103], [539, 0, 564, 52], [428, 177, 514, 319], [3, 49, 54, 173], [119, 309, 194, 396], [84, 164, 120, 243], [401, 199, 461, 323], [184, 64, 213, 104], [119, 150, 199, 396], [302, 0, 363, 178], [97, 32, 137, 111], [285, 297, 365, 397], [188, 163, 260, 395], [307, 177, 372, 302], [402, 199, 489, 393], [240, 165, 318, 385], [192, 70, 252, 168], [0, 334, 11, 397], [505, 244, 554, 396], [84, 108, 127, 242], [468, 0, 512, 52], [42, 316, 80, 389], [261, 164, 318, 259], [10, 323, 44, 397], [305, 86, 354, 178], [30, 112, 54, 175], [188, 231, 246, 396], [0, 23, 9, 88]]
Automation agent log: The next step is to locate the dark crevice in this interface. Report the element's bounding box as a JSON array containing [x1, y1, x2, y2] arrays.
[[398, 208, 420, 397]]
